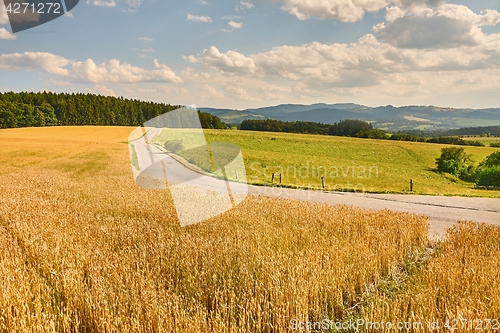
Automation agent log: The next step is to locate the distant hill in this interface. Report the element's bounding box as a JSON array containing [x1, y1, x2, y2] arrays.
[[198, 108, 267, 124], [200, 104, 500, 132]]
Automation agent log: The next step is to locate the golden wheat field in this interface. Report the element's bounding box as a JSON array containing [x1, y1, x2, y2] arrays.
[[0, 127, 499, 332]]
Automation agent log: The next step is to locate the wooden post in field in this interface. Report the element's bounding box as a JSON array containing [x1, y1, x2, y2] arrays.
[[235, 171, 239, 180], [279, 174, 282, 184], [321, 177, 325, 189], [272, 173, 275, 183], [410, 179, 413, 192]]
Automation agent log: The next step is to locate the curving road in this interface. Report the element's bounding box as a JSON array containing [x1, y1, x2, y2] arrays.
[[130, 131, 500, 237]]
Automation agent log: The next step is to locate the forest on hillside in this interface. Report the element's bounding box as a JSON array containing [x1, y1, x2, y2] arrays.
[[0, 92, 226, 129], [240, 119, 375, 137]]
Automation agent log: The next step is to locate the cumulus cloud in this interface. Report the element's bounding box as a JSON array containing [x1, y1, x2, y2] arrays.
[[0, 28, 16, 40], [280, 0, 392, 22], [236, 1, 254, 12], [0, 52, 183, 84], [375, 4, 500, 49], [87, 0, 116, 7], [187, 13, 213, 23], [0, 52, 72, 76], [278, 0, 471, 23], [189, 31, 500, 89], [197, 46, 257, 74], [228, 21, 243, 29], [125, 0, 143, 8]]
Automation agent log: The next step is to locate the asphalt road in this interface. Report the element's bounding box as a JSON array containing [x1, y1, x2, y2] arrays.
[[130, 132, 500, 237]]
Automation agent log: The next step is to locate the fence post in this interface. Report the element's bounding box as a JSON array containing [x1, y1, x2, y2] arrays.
[[410, 179, 413, 192], [272, 173, 274, 183], [321, 177, 325, 189], [235, 171, 238, 180], [279, 174, 282, 184]]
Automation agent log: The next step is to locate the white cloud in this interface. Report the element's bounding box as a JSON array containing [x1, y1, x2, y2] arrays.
[[228, 21, 243, 29], [278, 0, 452, 22], [187, 13, 213, 23], [125, 0, 143, 8], [0, 52, 183, 84], [236, 1, 254, 12], [0, 28, 16, 40], [86, 85, 116, 96], [138, 37, 153, 43], [280, 0, 391, 22], [197, 46, 257, 74], [202, 84, 225, 99], [183, 55, 199, 63], [226, 86, 257, 101], [258, 84, 292, 100], [190, 30, 500, 91], [72, 58, 182, 83], [199, 0, 208, 4], [375, 4, 500, 49], [87, 0, 116, 7], [0, 52, 72, 76], [181, 67, 210, 81]]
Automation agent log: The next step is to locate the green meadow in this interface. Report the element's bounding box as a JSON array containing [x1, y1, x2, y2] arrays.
[[199, 130, 500, 197]]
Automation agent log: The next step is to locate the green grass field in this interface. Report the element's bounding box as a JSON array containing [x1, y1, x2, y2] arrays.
[[155, 129, 500, 197]]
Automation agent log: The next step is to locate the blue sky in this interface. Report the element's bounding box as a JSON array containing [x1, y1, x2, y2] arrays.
[[1, 0, 500, 109]]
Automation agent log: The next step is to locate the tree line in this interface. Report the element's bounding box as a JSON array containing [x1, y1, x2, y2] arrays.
[[240, 119, 375, 137], [390, 133, 485, 146], [0, 92, 226, 129]]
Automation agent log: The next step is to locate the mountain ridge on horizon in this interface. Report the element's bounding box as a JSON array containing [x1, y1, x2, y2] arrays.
[[199, 103, 500, 132]]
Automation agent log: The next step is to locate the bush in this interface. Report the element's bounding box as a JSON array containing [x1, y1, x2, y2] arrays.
[[480, 151, 500, 168], [435, 147, 471, 175], [466, 141, 485, 147], [356, 129, 387, 139], [477, 166, 500, 187], [427, 136, 468, 145], [458, 165, 480, 183], [490, 142, 500, 148]]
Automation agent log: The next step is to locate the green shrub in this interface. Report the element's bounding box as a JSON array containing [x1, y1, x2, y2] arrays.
[[356, 129, 388, 139], [480, 151, 500, 168], [477, 166, 500, 187], [458, 165, 480, 183], [435, 147, 470, 174], [466, 141, 485, 147]]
